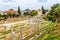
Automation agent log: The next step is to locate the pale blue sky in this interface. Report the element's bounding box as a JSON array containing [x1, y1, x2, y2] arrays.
[[0, 0, 60, 11]]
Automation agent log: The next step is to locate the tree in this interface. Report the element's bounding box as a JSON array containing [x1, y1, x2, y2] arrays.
[[0, 14, 2, 17], [41, 6, 46, 14], [47, 4, 60, 22], [12, 13, 16, 17], [47, 14, 54, 20], [53, 5, 60, 22], [30, 10, 37, 16], [0, 14, 3, 21], [7, 13, 12, 17], [18, 6, 21, 15], [51, 4, 59, 9], [23, 12, 29, 16], [2, 15, 8, 21], [16, 14, 20, 17]]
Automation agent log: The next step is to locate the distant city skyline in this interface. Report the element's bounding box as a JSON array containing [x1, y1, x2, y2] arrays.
[[0, 0, 60, 11]]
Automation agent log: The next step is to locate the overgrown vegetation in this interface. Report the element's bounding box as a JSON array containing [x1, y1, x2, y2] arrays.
[[30, 10, 37, 16], [47, 4, 60, 22]]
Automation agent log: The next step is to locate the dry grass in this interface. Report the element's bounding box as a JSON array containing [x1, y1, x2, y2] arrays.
[[0, 22, 42, 40], [0, 16, 27, 24]]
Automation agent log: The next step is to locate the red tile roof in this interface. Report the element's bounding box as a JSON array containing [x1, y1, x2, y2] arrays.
[[4, 9, 16, 13], [8, 9, 16, 13]]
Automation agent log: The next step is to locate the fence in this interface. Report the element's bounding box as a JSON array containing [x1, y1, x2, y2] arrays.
[[0, 17, 47, 40]]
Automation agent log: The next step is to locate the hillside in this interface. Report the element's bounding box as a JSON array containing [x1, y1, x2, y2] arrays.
[[37, 23, 60, 40]]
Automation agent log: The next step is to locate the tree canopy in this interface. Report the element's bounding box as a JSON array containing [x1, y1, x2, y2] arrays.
[[47, 4, 60, 22], [30, 10, 37, 16]]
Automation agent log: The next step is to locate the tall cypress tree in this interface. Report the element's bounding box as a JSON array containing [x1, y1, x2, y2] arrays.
[[41, 6, 45, 14], [18, 6, 21, 15]]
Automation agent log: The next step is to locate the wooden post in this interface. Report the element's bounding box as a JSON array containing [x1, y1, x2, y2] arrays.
[[10, 25, 15, 40], [20, 27, 23, 40], [4, 26, 6, 40]]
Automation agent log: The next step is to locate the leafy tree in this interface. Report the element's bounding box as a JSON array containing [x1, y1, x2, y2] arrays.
[[51, 4, 59, 9], [53, 5, 60, 22], [0, 14, 2, 21], [23, 12, 29, 16], [0, 14, 2, 17], [7, 12, 20, 18], [12, 13, 16, 17], [30, 10, 37, 16], [7, 13, 12, 17], [47, 14, 54, 20], [47, 4, 60, 22], [18, 6, 21, 15], [2, 15, 8, 21], [16, 14, 20, 17]]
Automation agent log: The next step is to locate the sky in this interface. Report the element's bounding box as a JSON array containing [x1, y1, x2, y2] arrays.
[[0, 0, 60, 11]]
